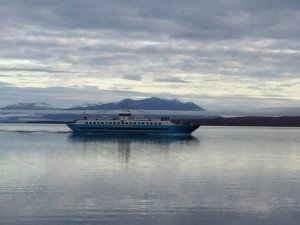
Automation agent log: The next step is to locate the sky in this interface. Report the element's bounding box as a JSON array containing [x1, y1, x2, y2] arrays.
[[0, 0, 300, 111]]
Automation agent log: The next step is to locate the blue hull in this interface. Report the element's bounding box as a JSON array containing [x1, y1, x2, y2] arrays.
[[66, 123, 199, 135]]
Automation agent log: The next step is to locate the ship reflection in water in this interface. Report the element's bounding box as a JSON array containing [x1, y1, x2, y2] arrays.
[[68, 133, 199, 165]]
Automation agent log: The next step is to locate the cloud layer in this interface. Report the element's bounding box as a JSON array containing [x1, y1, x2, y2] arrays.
[[0, 0, 300, 110]]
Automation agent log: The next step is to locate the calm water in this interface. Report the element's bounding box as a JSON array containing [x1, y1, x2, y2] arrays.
[[1, 124, 300, 225]]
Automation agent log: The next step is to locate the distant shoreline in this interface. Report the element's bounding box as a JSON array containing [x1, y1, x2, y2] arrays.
[[1, 116, 299, 127], [181, 116, 300, 127]]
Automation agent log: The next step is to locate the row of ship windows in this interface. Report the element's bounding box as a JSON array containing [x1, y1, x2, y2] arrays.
[[79, 127, 168, 131], [85, 121, 162, 125]]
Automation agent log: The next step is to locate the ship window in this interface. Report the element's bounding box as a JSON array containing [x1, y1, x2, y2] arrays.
[[129, 122, 132, 124], [109, 122, 112, 124], [105, 122, 108, 124], [125, 122, 128, 124], [101, 122, 104, 124], [113, 122, 116, 124], [150, 122, 153, 125], [133, 122, 136, 125], [93, 122, 96, 124], [97, 122, 100, 124], [154, 122, 157, 125], [85, 122, 88, 124], [117, 122, 120, 124], [146, 122, 149, 125], [142, 122, 144, 125]]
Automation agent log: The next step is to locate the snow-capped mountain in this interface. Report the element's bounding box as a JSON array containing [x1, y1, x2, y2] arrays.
[[71, 102, 102, 108], [0, 102, 56, 110]]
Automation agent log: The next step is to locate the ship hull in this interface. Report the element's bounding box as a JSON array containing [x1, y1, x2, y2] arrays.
[[66, 123, 200, 135]]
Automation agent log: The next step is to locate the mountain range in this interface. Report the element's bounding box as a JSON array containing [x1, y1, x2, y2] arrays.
[[0, 97, 205, 111], [69, 97, 204, 111], [0, 102, 55, 110]]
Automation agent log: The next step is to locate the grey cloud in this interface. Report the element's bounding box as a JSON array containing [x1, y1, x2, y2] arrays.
[[0, 0, 299, 109], [154, 77, 190, 83], [122, 74, 142, 81], [0, 85, 150, 108], [1, 0, 300, 40], [184, 94, 300, 113], [0, 81, 11, 86], [0, 68, 70, 74]]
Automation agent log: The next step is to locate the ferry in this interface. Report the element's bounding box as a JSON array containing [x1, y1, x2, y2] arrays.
[[66, 111, 200, 135]]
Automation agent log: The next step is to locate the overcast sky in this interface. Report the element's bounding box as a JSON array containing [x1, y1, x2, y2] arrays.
[[0, 0, 300, 110]]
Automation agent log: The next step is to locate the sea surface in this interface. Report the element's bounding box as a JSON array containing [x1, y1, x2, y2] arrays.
[[0, 124, 300, 225]]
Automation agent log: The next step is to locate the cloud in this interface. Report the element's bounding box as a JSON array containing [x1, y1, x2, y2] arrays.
[[0, 81, 11, 86], [122, 74, 142, 81], [0, 67, 70, 74], [1, 0, 300, 39], [0, 0, 299, 110], [0, 85, 150, 108], [154, 77, 190, 83]]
